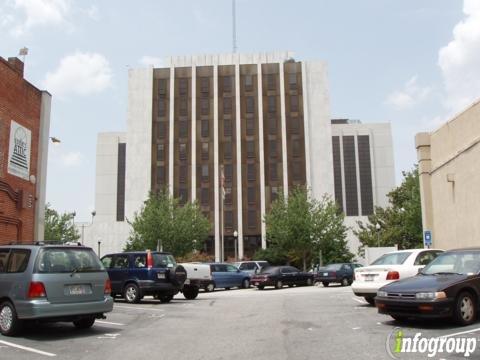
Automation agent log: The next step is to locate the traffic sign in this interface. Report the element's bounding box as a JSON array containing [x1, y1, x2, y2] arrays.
[[423, 230, 432, 248]]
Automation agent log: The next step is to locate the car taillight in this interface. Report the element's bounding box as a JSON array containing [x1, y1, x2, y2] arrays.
[[28, 282, 47, 298], [331, 271, 336, 277], [146, 251, 153, 269], [386, 271, 400, 280], [104, 279, 112, 295]]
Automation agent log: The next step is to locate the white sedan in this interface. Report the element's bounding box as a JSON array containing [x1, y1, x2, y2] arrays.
[[351, 249, 443, 305]]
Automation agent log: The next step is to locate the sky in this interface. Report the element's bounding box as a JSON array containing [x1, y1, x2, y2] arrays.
[[1, 0, 480, 221]]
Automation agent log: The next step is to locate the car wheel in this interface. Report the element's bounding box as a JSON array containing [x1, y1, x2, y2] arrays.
[[159, 294, 174, 303], [341, 278, 349, 287], [242, 279, 250, 289], [225, 287, 231, 291], [391, 315, 408, 322], [0, 301, 22, 336], [275, 280, 283, 289], [454, 292, 477, 326], [183, 286, 199, 300], [306, 278, 313, 286], [205, 283, 215, 292], [123, 283, 141, 303], [364, 296, 375, 306], [258, 285, 265, 290], [73, 317, 96, 329], [322, 282, 329, 287]]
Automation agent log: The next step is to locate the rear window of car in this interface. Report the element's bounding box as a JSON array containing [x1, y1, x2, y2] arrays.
[[152, 253, 176, 268], [371, 252, 412, 266], [35, 248, 104, 273], [239, 262, 256, 270], [259, 266, 278, 275], [325, 264, 343, 270]]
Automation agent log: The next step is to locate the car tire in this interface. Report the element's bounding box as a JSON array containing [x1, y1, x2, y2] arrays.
[[0, 301, 23, 337], [123, 283, 141, 303], [242, 279, 250, 289], [275, 280, 283, 289], [183, 286, 199, 300], [322, 282, 329, 287], [364, 296, 375, 306], [391, 315, 408, 322], [205, 283, 215, 292], [453, 291, 477, 326], [306, 278, 313, 286], [159, 294, 174, 303], [225, 287, 231, 291], [73, 317, 96, 329], [258, 285, 265, 290], [341, 278, 349, 287]]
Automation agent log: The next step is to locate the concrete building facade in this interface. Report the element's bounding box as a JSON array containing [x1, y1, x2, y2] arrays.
[[416, 99, 480, 250], [0, 56, 51, 244]]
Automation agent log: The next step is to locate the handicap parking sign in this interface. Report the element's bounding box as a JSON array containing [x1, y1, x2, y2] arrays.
[[424, 230, 432, 248]]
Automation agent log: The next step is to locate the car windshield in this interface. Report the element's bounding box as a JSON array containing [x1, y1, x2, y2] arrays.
[[325, 264, 342, 270], [36, 248, 104, 273], [152, 253, 177, 267], [371, 252, 412, 266], [422, 251, 480, 275]]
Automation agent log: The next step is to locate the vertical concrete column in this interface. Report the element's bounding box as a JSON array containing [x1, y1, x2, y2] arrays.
[[235, 63, 244, 259], [168, 67, 175, 196], [213, 65, 220, 261], [279, 62, 289, 197], [257, 63, 266, 249], [191, 66, 197, 202], [415, 132, 433, 244], [301, 62, 311, 190]]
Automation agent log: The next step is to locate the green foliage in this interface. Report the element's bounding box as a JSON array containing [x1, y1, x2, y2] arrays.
[[252, 247, 288, 266], [355, 167, 423, 252], [44, 204, 80, 242], [264, 186, 353, 270], [124, 191, 211, 257]]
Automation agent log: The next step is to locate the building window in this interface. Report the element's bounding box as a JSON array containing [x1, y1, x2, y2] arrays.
[[158, 99, 166, 117], [180, 97, 188, 116], [246, 141, 255, 158], [200, 77, 209, 94], [179, 188, 188, 204], [224, 187, 232, 204], [179, 120, 188, 138], [202, 164, 209, 181], [157, 122, 165, 139], [290, 95, 299, 113], [202, 142, 209, 160], [358, 135, 374, 215], [224, 118, 232, 137], [290, 117, 299, 134], [223, 97, 232, 115], [248, 186, 255, 204], [246, 117, 255, 136], [269, 140, 277, 158], [224, 164, 233, 183], [223, 76, 232, 92], [179, 165, 187, 183], [117, 143, 126, 222], [179, 143, 187, 161], [270, 163, 278, 181], [248, 210, 256, 229], [201, 119, 209, 138], [292, 139, 301, 157], [157, 166, 165, 184], [245, 75, 253, 91], [179, 78, 188, 95], [269, 115, 277, 135], [225, 211, 233, 229], [247, 163, 255, 181], [157, 144, 164, 161], [158, 79, 167, 95], [201, 98, 209, 115], [288, 72, 297, 89], [246, 96, 255, 113], [224, 141, 232, 160], [201, 188, 209, 205], [268, 96, 276, 114], [292, 162, 302, 181], [267, 74, 276, 91], [271, 186, 279, 202]]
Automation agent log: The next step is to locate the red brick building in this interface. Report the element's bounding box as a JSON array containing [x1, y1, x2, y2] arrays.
[[0, 56, 51, 244]]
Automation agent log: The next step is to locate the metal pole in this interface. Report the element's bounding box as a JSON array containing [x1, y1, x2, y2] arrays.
[[234, 235, 238, 261], [97, 241, 101, 257]]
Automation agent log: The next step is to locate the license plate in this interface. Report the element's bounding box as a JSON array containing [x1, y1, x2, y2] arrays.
[[323, 272, 328, 276], [66, 284, 91, 295], [157, 273, 166, 279], [184, 279, 190, 285], [364, 275, 375, 282]]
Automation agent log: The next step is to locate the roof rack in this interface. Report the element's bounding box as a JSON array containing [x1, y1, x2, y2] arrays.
[[34, 241, 83, 246]]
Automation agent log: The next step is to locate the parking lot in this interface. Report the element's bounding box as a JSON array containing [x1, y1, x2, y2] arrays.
[[1, 285, 480, 360]]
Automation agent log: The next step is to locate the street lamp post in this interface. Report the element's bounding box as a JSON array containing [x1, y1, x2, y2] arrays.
[[375, 223, 381, 247], [233, 230, 238, 261], [80, 210, 96, 245], [97, 241, 101, 257]]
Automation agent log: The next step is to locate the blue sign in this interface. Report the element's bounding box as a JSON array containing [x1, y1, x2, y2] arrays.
[[424, 230, 432, 248]]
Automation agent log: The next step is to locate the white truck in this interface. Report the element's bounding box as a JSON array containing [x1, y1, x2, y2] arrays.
[[180, 263, 215, 294]]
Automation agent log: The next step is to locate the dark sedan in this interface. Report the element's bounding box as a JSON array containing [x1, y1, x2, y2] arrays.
[[375, 248, 480, 326], [250, 266, 314, 290], [314, 263, 362, 287]]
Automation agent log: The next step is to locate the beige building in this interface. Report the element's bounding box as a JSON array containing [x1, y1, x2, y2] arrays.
[[416, 99, 480, 250]]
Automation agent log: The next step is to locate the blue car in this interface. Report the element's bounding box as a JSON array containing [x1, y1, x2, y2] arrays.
[[206, 263, 251, 291]]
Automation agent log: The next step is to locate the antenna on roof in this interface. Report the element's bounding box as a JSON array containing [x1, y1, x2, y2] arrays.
[[232, 0, 237, 53]]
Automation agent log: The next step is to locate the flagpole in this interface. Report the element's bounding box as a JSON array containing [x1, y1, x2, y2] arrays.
[[220, 165, 225, 262]]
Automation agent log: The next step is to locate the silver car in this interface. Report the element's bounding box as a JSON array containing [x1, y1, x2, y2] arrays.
[[0, 244, 113, 336]]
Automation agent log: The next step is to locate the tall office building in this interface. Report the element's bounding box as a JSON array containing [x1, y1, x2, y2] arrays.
[[82, 52, 395, 261]]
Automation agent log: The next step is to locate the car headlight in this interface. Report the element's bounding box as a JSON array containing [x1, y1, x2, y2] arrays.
[[415, 291, 446, 300], [377, 290, 388, 297]]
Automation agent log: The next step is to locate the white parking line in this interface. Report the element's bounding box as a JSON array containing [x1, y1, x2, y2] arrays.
[[438, 327, 480, 339], [351, 297, 368, 304], [0, 340, 56, 357], [96, 320, 125, 326], [114, 305, 165, 312]]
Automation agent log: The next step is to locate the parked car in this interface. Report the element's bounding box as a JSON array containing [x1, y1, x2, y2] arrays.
[[251, 266, 314, 289], [180, 262, 213, 295], [0, 244, 113, 336], [352, 249, 443, 305], [315, 263, 362, 287], [376, 248, 480, 326], [207, 263, 251, 291], [100, 251, 188, 303], [234, 261, 270, 277]]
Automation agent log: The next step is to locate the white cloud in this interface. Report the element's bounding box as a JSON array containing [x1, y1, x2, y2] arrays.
[[43, 52, 112, 98], [386, 76, 432, 110], [61, 151, 83, 167], [139, 56, 165, 68], [438, 0, 480, 113]]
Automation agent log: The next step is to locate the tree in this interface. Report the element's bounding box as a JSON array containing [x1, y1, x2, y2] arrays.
[[262, 187, 353, 270], [124, 191, 211, 257], [355, 167, 423, 251], [44, 204, 80, 242]]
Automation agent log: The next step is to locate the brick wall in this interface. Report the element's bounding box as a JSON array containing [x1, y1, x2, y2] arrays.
[[0, 57, 42, 244]]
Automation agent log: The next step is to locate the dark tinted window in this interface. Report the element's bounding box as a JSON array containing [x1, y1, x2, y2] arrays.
[[101, 256, 113, 269], [260, 266, 278, 274], [0, 249, 9, 273], [134, 255, 146, 268], [36, 248, 103, 273], [325, 264, 343, 270], [7, 250, 30, 273], [239, 262, 256, 271], [414, 251, 441, 266], [113, 255, 129, 269]]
